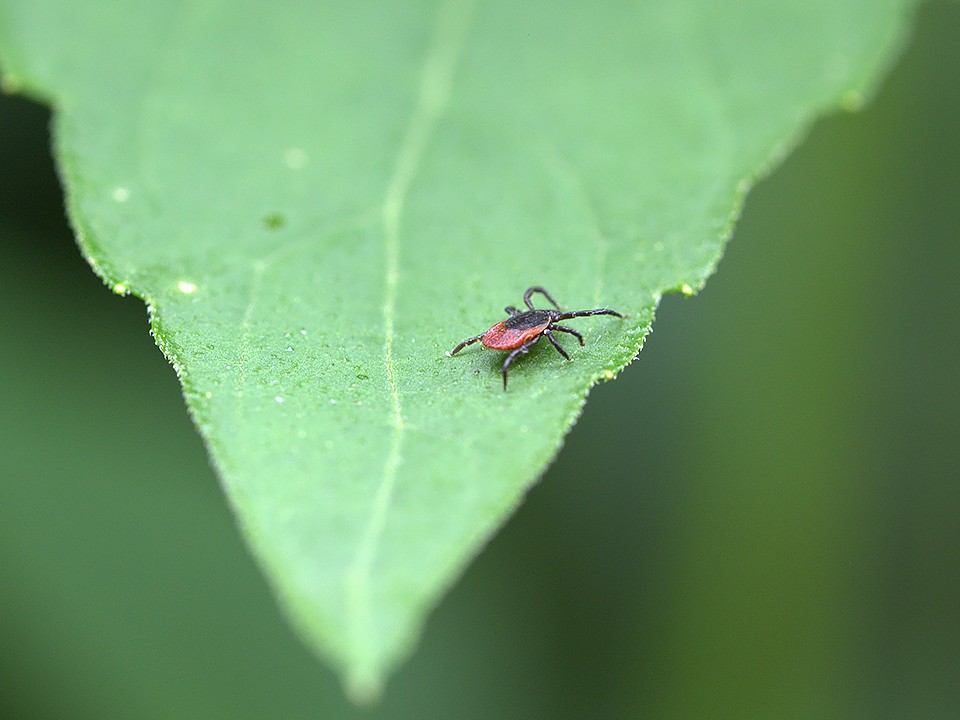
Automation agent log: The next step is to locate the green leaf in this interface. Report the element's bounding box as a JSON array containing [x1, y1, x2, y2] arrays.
[[0, 0, 912, 700]]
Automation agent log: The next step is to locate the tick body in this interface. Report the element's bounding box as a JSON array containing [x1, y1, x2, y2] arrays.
[[446, 286, 624, 390]]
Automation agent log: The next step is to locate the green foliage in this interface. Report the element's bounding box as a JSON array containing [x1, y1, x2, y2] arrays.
[[0, 0, 912, 698]]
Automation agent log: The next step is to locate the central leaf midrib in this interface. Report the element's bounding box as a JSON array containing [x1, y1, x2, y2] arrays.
[[341, 0, 476, 699]]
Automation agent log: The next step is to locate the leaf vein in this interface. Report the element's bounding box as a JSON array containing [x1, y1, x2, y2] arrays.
[[342, 0, 475, 696]]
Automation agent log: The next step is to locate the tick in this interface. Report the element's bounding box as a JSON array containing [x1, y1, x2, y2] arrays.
[[446, 286, 625, 390]]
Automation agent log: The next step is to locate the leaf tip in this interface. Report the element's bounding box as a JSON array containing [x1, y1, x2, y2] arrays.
[[344, 669, 384, 707]]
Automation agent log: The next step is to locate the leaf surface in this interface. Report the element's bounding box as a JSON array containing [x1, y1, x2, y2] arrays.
[[0, 0, 911, 698]]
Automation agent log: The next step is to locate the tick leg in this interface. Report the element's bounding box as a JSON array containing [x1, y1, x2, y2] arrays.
[[524, 286, 562, 311], [556, 308, 625, 320], [503, 305, 521, 316], [550, 325, 584, 346], [502, 335, 541, 390], [543, 329, 571, 360], [447, 334, 484, 356]]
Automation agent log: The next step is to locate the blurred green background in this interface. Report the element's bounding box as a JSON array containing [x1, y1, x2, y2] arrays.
[[1, 2, 957, 718]]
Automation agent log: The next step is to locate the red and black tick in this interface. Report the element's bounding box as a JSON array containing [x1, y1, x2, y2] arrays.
[[446, 286, 625, 390]]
